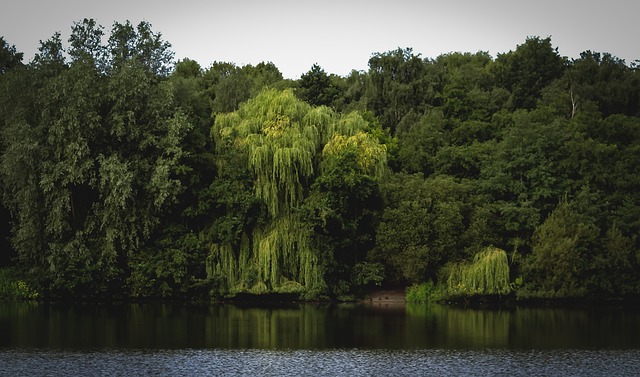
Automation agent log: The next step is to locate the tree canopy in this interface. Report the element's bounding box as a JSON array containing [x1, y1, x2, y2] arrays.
[[1, 23, 639, 302]]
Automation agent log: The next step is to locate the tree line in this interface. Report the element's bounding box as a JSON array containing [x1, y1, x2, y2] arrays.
[[1, 19, 639, 301]]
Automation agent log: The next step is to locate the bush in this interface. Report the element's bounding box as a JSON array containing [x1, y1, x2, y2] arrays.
[[443, 246, 511, 298], [0, 268, 39, 300], [406, 281, 438, 304]]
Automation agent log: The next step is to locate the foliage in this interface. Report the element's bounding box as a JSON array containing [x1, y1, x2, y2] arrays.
[[351, 262, 384, 288], [209, 89, 386, 298], [443, 247, 511, 297], [492, 36, 566, 110], [517, 197, 638, 299], [405, 281, 438, 304], [373, 173, 493, 284], [1, 26, 639, 301], [297, 63, 340, 107], [0, 37, 24, 74], [0, 268, 39, 300], [367, 48, 436, 132], [0, 20, 189, 297]]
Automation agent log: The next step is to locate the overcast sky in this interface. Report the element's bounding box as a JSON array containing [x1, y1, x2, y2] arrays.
[[1, 0, 638, 79]]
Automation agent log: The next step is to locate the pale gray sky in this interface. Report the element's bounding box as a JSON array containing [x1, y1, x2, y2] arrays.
[[1, 0, 638, 78]]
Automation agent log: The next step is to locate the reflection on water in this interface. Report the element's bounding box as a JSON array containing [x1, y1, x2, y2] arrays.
[[2, 302, 640, 376], [1, 301, 640, 350]]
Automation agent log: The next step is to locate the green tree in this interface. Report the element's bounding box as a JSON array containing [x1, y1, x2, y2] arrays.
[[373, 173, 493, 284], [243, 61, 289, 96], [212, 70, 251, 113], [568, 51, 639, 117], [297, 63, 339, 107], [305, 129, 387, 294], [208, 89, 386, 297], [0, 20, 190, 296], [367, 48, 435, 132], [107, 20, 174, 77], [0, 37, 25, 266], [436, 51, 507, 122], [173, 57, 202, 78], [331, 69, 369, 113], [521, 200, 599, 298], [203, 62, 276, 114], [492, 36, 566, 110], [0, 37, 24, 74], [479, 108, 574, 249], [589, 225, 640, 296], [168, 58, 217, 235]]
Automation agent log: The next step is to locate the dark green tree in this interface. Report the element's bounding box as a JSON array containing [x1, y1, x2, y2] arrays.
[[478, 108, 574, 250], [0, 21, 190, 296], [492, 36, 566, 110], [331, 69, 369, 112], [305, 129, 387, 295], [373, 173, 493, 284], [521, 200, 599, 298], [297, 63, 339, 107], [568, 51, 639, 117], [0, 37, 24, 74], [367, 48, 435, 132], [436, 51, 507, 122], [243, 61, 286, 96], [395, 110, 446, 175], [212, 70, 251, 113], [108, 20, 174, 77], [0, 37, 25, 266]]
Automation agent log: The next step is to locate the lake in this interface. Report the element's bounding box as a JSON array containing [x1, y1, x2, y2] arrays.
[[1, 300, 640, 376]]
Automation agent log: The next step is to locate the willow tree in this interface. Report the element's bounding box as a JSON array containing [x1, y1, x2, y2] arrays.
[[208, 89, 387, 297], [444, 246, 511, 297]]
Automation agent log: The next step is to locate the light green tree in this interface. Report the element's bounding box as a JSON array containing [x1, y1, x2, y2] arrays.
[[444, 246, 511, 297], [208, 89, 386, 297]]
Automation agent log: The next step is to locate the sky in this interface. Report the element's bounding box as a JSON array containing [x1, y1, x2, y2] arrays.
[[1, 0, 638, 79]]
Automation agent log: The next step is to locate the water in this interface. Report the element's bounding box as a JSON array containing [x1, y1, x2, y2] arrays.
[[1, 301, 640, 376], [2, 348, 639, 376]]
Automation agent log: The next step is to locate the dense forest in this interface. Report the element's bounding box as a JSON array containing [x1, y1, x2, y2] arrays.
[[1, 19, 639, 302]]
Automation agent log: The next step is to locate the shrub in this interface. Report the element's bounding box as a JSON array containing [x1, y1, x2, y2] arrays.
[[0, 268, 39, 300], [444, 246, 511, 298], [406, 281, 437, 304]]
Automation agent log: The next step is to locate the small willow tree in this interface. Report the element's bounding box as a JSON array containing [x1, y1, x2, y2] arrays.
[[208, 89, 386, 297], [445, 246, 511, 297]]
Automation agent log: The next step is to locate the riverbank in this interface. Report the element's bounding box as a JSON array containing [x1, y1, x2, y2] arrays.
[[360, 288, 406, 309]]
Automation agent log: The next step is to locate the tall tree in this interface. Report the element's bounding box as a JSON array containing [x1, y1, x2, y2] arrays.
[[0, 21, 190, 296], [493, 36, 566, 110], [436, 51, 506, 122], [568, 51, 639, 117], [478, 108, 574, 250], [367, 48, 434, 132], [0, 37, 25, 266], [108, 20, 174, 77], [208, 89, 386, 297]]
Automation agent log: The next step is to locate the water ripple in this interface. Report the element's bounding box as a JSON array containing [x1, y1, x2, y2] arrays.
[[1, 348, 639, 377]]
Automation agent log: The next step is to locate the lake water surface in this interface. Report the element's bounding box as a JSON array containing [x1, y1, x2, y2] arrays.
[[1, 301, 639, 375]]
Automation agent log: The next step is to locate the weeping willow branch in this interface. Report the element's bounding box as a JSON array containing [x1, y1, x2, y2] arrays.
[[322, 131, 387, 179], [445, 246, 511, 297]]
